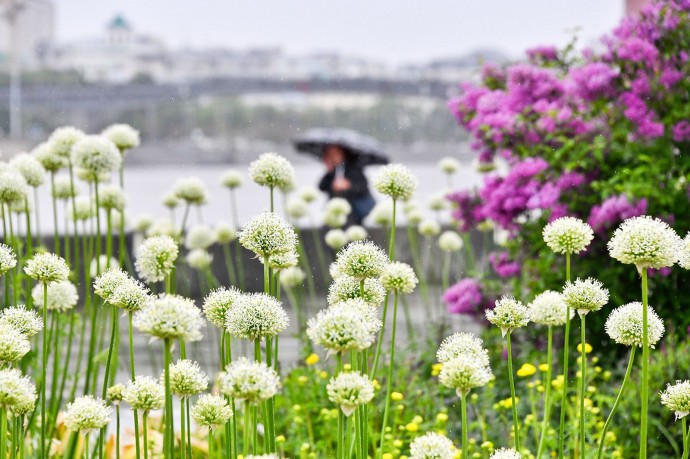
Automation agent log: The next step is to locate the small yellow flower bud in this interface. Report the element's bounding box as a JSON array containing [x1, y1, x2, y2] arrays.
[[391, 391, 403, 401], [305, 353, 319, 365], [405, 422, 419, 432]]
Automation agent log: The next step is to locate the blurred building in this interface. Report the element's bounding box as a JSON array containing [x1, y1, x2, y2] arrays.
[[0, 0, 55, 70]]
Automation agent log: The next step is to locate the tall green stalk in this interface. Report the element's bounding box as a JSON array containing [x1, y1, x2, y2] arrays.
[[128, 312, 141, 459], [460, 391, 468, 459], [50, 172, 59, 256], [640, 267, 649, 459], [163, 338, 174, 457], [558, 252, 572, 459], [536, 326, 553, 458], [40, 282, 48, 459], [579, 313, 587, 456], [378, 291, 399, 458], [506, 331, 521, 451], [142, 412, 149, 459], [0, 406, 6, 459]]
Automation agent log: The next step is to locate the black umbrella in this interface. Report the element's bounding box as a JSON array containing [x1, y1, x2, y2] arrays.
[[293, 128, 389, 166]]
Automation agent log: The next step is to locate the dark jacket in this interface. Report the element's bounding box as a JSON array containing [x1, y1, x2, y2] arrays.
[[318, 162, 375, 224]]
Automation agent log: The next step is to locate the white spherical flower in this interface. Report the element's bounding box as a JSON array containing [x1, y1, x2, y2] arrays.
[[286, 197, 309, 220], [0, 369, 36, 411], [529, 290, 573, 327], [325, 229, 349, 250], [324, 211, 347, 228], [0, 243, 17, 276], [48, 126, 85, 158], [64, 395, 111, 433], [106, 384, 125, 404], [219, 357, 280, 403], [428, 192, 451, 212], [327, 275, 386, 307], [70, 135, 121, 182], [10, 153, 46, 187], [410, 432, 457, 459], [203, 287, 243, 328], [485, 296, 530, 336], [327, 371, 374, 416], [70, 196, 94, 221], [191, 394, 233, 428], [248, 152, 294, 189], [162, 192, 180, 209], [93, 268, 129, 301], [135, 235, 179, 284], [146, 220, 177, 239], [438, 157, 461, 175], [167, 359, 209, 397], [266, 251, 299, 271], [380, 261, 418, 294], [326, 198, 352, 216], [215, 222, 237, 244], [436, 333, 490, 368], [418, 219, 441, 237], [299, 186, 319, 203], [280, 266, 307, 289], [661, 381, 690, 420], [543, 217, 594, 255], [220, 169, 243, 189], [370, 201, 394, 226], [438, 231, 463, 252], [134, 294, 205, 342], [0, 326, 30, 364], [238, 212, 297, 258], [32, 280, 78, 312], [490, 448, 522, 459], [101, 123, 140, 153], [134, 213, 154, 234], [334, 241, 388, 280], [374, 164, 417, 201], [406, 209, 424, 225], [562, 278, 609, 316], [605, 302, 664, 348], [334, 299, 382, 335], [33, 141, 66, 172], [108, 276, 151, 312], [307, 303, 379, 354], [329, 261, 342, 279], [75, 167, 110, 184], [185, 225, 216, 250], [123, 376, 165, 412], [24, 252, 70, 283], [345, 225, 368, 241], [51, 175, 77, 200], [225, 293, 289, 340], [187, 249, 213, 270], [173, 177, 209, 205], [0, 305, 42, 337], [0, 170, 28, 204], [439, 355, 493, 396], [98, 184, 126, 211], [677, 233, 690, 270], [608, 215, 680, 269]]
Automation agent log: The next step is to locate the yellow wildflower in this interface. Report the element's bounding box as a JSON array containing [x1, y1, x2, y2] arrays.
[[297, 375, 308, 385], [391, 392, 403, 401], [517, 363, 537, 377], [577, 342, 593, 354], [305, 353, 319, 365], [405, 422, 419, 432], [432, 363, 443, 376], [319, 371, 328, 379], [276, 435, 286, 443], [436, 412, 449, 423], [538, 363, 549, 372]]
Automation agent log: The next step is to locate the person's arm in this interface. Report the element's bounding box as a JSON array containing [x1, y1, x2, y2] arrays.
[[346, 166, 369, 196], [319, 171, 335, 192]]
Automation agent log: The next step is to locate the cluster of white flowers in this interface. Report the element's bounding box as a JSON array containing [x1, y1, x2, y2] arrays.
[[98, 184, 126, 211], [439, 353, 493, 397], [32, 280, 78, 312], [438, 231, 463, 252], [186, 249, 213, 270], [562, 278, 609, 316], [325, 229, 349, 250], [108, 276, 151, 312], [133, 294, 205, 342], [185, 225, 216, 250], [0, 369, 36, 413], [173, 177, 209, 205], [334, 241, 388, 280], [70, 196, 94, 221], [101, 123, 140, 153], [346, 225, 368, 241], [373, 164, 418, 201], [9, 153, 46, 188], [280, 266, 307, 289], [220, 169, 243, 189], [490, 448, 522, 459], [122, 376, 165, 412], [33, 141, 66, 172], [409, 431, 457, 459], [418, 219, 441, 237], [428, 192, 451, 212], [286, 197, 309, 220], [307, 300, 381, 355], [0, 305, 42, 337], [24, 252, 70, 283], [327, 275, 385, 307], [248, 152, 294, 190], [370, 201, 394, 226], [0, 326, 30, 364], [528, 290, 573, 327], [106, 384, 125, 404], [191, 393, 233, 428], [0, 169, 28, 204], [326, 371, 374, 416], [661, 380, 690, 420], [48, 126, 84, 158], [70, 135, 121, 182], [605, 302, 664, 348], [135, 235, 179, 284], [219, 357, 280, 403], [608, 215, 680, 269], [238, 212, 297, 258], [64, 395, 111, 433], [51, 176, 77, 200], [167, 359, 209, 397], [436, 333, 490, 368], [678, 233, 690, 270], [0, 243, 17, 275], [215, 222, 237, 244], [266, 251, 299, 271], [543, 217, 594, 254], [438, 157, 461, 175], [486, 296, 530, 336], [225, 293, 289, 340], [379, 261, 418, 294], [203, 287, 242, 328]]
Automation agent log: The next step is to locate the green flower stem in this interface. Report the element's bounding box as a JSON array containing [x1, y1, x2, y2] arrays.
[[142, 412, 149, 459], [94, 181, 102, 272], [337, 353, 344, 459], [296, 235, 317, 305], [115, 405, 120, 459], [6, 205, 18, 305], [461, 232, 476, 275], [460, 391, 468, 459], [536, 326, 553, 459], [128, 312, 141, 459], [102, 306, 118, 399], [243, 401, 250, 457], [50, 172, 59, 256], [388, 200, 397, 260], [83, 299, 100, 395], [310, 227, 329, 289], [235, 240, 245, 291], [378, 291, 399, 459], [222, 244, 237, 286], [18, 415, 24, 459], [265, 335, 276, 453], [579, 313, 587, 456], [558, 252, 572, 459], [84, 432, 90, 459], [369, 291, 389, 379], [163, 338, 174, 458], [0, 406, 7, 459], [684, 417, 690, 459], [180, 203, 191, 236], [442, 252, 451, 293], [506, 331, 521, 451], [596, 346, 635, 459], [63, 201, 71, 268], [186, 399, 192, 459], [269, 185, 275, 213], [24, 198, 32, 259], [40, 282, 48, 459], [406, 227, 429, 305], [180, 397, 187, 459], [640, 266, 649, 459], [33, 187, 41, 245], [208, 428, 214, 459]]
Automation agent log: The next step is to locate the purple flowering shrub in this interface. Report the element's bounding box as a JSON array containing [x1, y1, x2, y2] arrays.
[[445, 0, 690, 336]]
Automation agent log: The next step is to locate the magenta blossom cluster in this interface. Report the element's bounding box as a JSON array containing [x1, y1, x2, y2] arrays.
[[443, 278, 484, 314], [488, 252, 521, 278], [587, 194, 648, 233]]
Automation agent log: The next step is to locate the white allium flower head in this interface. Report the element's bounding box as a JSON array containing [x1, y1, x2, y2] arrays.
[[70, 135, 121, 181], [410, 432, 457, 459], [327, 371, 374, 416], [346, 225, 368, 241], [24, 252, 70, 283], [89, 254, 119, 278], [146, 220, 178, 239], [191, 394, 233, 428], [0, 369, 36, 411], [327, 275, 386, 307], [134, 294, 205, 342], [203, 287, 243, 328], [10, 153, 46, 187], [70, 196, 94, 221], [135, 235, 179, 284], [173, 177, 209, 205], [677, 233, 690, 270], [428, 192, 451, 212], [0, 305, 42, 337], [418, 219, 441, 237], [64, 395, 111, 433], [334, 240, 388, 280], [608, 215, 680, 269], [248, 152, 294, 189], [101, 123, 140, 153], [298, 186, 319, 203], [215, 222, 237, 244], [605, 302, 664, 348], [438, 231, 463, 252], [32, 280, 79, 312], [162, 192, 180, 209], [436, 333, 490, 368], [380, 261, 418, 294], [123, 376, 165, 412], [134, 213, 154, 234], [334, 299, 382, 335], [280, 266, 306, 289], [325, 229, 349, 250], [8, 195, 30, 214], [239, 212, 297, 258], [33, 141, 65, 172], [0, 169, 28, 204], [374, 164, 417, 201], [439, 355, 493, 396], [108, 276, 151, 312], [0, 243, 17, 275], [371, 200, 394, 226], [225, 293, 289, 340], [166, 359, 209, 397], [185, 224, 216, 250], [529, 290, 573, 327], [186, 249, 213, 270], [485, 296, 530, 336], [220, 169, 243, 189], [543, 217, 594, 255], [0, 326, 30, 364], [562, 278, 609, 316], [324, 211, 347, 228], [326, 198, 352, 216], [98, 184, 126, 211], [661, 380, 690, 420], [51, 175, 77, 200], [218, 357, 280, 403], [266, 251, 299, 271], [490, 448, 522, 459], [286, 197, 309, 220], [75, 167, 110, 184], [48, 126, 85, 158], [307, 301, 380, 354], [406, 209, 424, 225], [438, 157, 461, 175], [106, 384, 125, 404], [329, 261, 342, 279], [93, 268, 129, 301]]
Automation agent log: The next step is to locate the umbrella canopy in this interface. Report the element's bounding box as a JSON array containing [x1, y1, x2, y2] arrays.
[[293, 128, 389, 166]]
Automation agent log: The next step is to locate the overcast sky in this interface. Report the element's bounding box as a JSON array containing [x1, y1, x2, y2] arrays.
[[55, 0, 625, 64]]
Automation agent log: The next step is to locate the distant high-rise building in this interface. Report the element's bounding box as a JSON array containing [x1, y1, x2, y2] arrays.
[[0, 0, 55, 69]]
